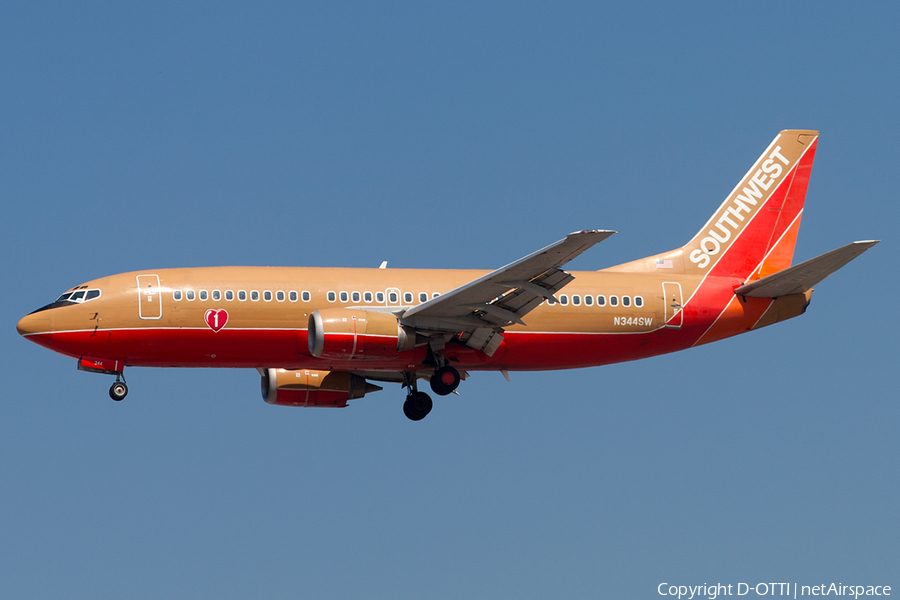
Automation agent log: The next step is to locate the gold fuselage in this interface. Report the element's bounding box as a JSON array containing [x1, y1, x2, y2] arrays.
[[17, 264, 802, 374]]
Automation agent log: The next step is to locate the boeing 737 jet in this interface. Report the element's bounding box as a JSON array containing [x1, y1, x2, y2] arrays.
[[17, 130, 878, 420]]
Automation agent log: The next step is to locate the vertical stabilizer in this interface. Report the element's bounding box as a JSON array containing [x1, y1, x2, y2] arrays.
[[682, 130, 818, 280]]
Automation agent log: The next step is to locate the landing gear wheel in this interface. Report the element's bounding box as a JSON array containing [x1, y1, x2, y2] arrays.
[[109, 381, 128, 401], [430, 366, 461, 396], [403, 391, 433, 421]]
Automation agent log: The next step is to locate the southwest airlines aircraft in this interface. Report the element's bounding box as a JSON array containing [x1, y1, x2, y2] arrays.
[[17, 130, 878, 420]]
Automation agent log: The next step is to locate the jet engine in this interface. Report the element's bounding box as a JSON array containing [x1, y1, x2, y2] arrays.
[[307, 309, 415, 360], [261, 368, 382, 407]]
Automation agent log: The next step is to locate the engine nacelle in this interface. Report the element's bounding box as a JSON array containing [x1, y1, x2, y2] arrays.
[[261, 368, 382, 407], [308, 309, 414, 360]]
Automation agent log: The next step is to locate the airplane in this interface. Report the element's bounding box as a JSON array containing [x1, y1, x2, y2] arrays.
[[16, 130, 879, 421]]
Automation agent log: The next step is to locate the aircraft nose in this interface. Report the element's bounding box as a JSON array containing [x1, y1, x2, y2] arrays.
[[17, 310, 51, 337]]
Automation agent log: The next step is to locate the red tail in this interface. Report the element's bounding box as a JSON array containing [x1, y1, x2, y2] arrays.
[[682, 130, 819, 280]]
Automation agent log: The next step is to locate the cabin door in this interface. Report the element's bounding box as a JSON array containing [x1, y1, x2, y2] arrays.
[[137, 274, 162, 320]]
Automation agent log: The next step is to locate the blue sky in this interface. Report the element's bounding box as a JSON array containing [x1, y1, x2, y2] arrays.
[[2, 2, 897, 598]]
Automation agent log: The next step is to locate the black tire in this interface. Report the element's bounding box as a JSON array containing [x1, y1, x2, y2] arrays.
[[109, 382, 128, 401], [430, 366, 461, 396], [403, 391, 433, 421]]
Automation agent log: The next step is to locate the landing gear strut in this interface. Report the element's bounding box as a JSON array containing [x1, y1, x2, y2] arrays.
[[109, 375, 128, 401], [430, 365, 461, 396]]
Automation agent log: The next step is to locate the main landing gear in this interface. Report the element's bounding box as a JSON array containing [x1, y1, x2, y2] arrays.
[[402, 369, 434, 421], [430, 365, 461, 396], [402, 366, 462, 421], [403, 390, 433, 421]]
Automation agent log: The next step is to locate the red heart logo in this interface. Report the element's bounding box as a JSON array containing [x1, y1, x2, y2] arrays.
[[205, 309, 228, 332]]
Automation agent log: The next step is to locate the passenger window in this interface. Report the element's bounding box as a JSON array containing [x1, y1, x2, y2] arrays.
[[264, 291, 272, 301], [251, 291, 260, 301], [289, 291, 298, 302], [597, 295, 606, 306], [276, 291, 285, 302], [388, 292, 397, 303], [225, 290, 234, 301], [623, 296, 631, 307], [585, 295, 593, 306], [419, 292, 427, 303], [339, 291, 349, 302], [173, 290, 183, 301], [199, 290, 208, 301], [635, 296, 643, 307], [432, 292, 440, 298], [186, 290, 195, 301], [351, 291, 360, 302], [560, 295, 568, 306], [547, 298, 555, 305], [573, 295, 581, 306], [238, 290, 247, 301], [212, 290, 221, 301], [327, 291, 336, 302], [610, 296, 618, 307], [301, 291, 310, 302], [404, 292, 413, 303], [364, 291, 373, 303]]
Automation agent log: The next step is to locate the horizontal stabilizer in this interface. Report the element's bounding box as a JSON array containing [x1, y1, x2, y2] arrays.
[[735, 241, 879, 298]]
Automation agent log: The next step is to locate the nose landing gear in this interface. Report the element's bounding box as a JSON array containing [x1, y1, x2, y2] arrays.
[[109, 375, 128, 401], [77, 358, 129, 402]]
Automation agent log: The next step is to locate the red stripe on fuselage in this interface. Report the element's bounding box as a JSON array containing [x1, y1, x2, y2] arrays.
[[30, 325, 713, 372]]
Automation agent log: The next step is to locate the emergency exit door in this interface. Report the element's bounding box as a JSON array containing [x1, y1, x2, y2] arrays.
[[662, 281, 683, 329]]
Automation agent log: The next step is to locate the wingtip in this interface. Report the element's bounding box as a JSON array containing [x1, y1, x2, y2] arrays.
[[569, 229, 617, 236]]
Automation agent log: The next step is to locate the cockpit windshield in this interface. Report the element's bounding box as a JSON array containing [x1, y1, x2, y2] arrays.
[[55, 289, 101, 304], [27, 287, 103, 314]]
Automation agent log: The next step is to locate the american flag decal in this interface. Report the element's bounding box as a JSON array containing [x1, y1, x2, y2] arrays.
[[656, 259, 674, 269]]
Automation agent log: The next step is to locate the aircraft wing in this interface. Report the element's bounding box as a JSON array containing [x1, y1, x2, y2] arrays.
[[735, 240, 879, 298], [401, 230, 615, 353]]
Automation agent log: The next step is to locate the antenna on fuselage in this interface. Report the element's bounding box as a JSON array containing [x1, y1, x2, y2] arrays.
[[379, 261, 388, 269]]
